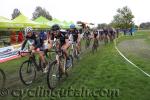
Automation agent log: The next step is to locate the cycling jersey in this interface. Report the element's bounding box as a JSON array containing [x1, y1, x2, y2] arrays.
[[98, 29, 104, 35], [40, 32, 47, 41], [51, 30, 68, 46], [84, 31, 91, 38], [103, 29, 108, 35], [21, 33, 44, 50], [68, 29, 79, 42], [93, 31, 98, 38]]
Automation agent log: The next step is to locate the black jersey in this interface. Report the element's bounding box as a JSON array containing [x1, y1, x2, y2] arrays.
[[51, 31, 68, 46]]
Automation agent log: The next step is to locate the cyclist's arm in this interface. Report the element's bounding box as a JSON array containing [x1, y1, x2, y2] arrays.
[[90, 32, 94, 39], [97, 31, 100, 39], [65, 34, 70, 45], [48, 33, 54, 49], [21, 39, 28, 50], [49, 40, 53, 49], [77, 33, 81, 43]]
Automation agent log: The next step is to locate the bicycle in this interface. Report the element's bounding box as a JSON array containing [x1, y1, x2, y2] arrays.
[[104, 33, 109, 45], [92, 38, 99, 54], [19, 50, 51, 85], [47, 39, 73, 89], [70, 42, 79, 60], [85, 36, 91, 49], [0, 68, 6, 88]]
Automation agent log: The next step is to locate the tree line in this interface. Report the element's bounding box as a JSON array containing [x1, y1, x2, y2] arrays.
[[11, 6, 52, 21], [12, 6, 150, 29]]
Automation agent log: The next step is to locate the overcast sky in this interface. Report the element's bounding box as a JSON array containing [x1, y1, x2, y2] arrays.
[[1, 0, 150, 25]]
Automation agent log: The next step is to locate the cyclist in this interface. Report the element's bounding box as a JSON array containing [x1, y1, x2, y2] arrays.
[[92, 29, 99, 43], [68, 24, 81, 54], [91, 29, 99, 52], [48, 24, 70, 74], [108, 27, 115, 42], [84, 28, 91, 40], [20, 27, 48, 73], [98, 28, 104, 41], [103, 27, 109, 44]]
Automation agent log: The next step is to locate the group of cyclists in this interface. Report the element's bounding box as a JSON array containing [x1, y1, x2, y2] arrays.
[[20, 24, 117, 73], [19, 23, 118, 89], [20, 24, 82, 74]]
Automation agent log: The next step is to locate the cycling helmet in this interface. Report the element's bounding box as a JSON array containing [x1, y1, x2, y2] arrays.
[[51, 24, 60, 31], [70, 24, 76, 29], [24, 26, 33, 35]]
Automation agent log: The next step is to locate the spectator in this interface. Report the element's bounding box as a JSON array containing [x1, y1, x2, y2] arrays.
[[123, 29, 126, 35], [18, 31, 24, 43], [10, 31, 16, 44], [130, 28, 133, 36]]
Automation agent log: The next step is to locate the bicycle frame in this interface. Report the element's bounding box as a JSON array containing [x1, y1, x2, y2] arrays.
[[19, 51, 41, 71], [70, 42, 78, 58]]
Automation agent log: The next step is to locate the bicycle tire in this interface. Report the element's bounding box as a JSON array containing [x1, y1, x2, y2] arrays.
[[19, 60, 36, 85], [67, 55, 74, 69], [92, 39, 98, 54], [47, 60, 60, 90], [0, 69, 6, 88]]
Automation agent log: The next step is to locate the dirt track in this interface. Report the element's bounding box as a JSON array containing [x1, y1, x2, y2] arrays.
[[118, 39, 150, 59]]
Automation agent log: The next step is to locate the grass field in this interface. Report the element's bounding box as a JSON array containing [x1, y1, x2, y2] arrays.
[[1, 31, 150, 100], [117, 31, 150, 74]]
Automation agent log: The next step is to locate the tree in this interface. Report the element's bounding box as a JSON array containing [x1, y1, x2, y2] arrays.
[[111, 6, 134, 29], [32, 6, 52, 20], [11, 8, 21, 19], [97, 23, 108, 29], [140, 22, 150, 29]]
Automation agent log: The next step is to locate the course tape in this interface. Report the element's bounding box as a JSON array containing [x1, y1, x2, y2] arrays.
[[114, 39, 150, 77]]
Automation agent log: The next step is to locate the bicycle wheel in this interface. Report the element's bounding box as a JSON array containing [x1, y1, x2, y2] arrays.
[[0, 69, 6, 88], [19, 60, 36, 85], [104, 35, 109, 45], [47, 60, 60, 89], [66, 55, 73, 69], [73, 48, 78, 60], [92, 40, 98, 54]]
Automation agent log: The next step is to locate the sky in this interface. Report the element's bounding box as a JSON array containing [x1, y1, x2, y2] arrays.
[[1, 0, 150, 25]]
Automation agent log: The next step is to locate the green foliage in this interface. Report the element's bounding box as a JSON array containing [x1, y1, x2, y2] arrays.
[[32, 6, 52, 21], [1, 31, 150, 99], [111, 6, 134, 29], [11, 8, 21, 20], [140, 22, 150, 29]]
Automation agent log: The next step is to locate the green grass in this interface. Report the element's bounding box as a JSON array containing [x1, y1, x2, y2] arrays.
[[117, 30, 150, 73], [1, 34, 150, 100]]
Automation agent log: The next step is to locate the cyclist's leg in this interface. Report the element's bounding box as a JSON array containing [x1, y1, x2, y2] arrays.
[[96, 36, 99, 46], [104, 33, 106, 43], [36, 48, 48, 73], [104, 33, 108, 44], [99, 32, 102, 41], [61, 43, 70, 59], [102, 32, 104, 41], [92, 37, 96, 52], [61, 43, 70, 73], [39, 51, 46, 64], [76, 38, 81, 54]]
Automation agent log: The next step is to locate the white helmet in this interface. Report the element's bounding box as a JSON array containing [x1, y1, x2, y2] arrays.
[[24, 26, 33, 36]]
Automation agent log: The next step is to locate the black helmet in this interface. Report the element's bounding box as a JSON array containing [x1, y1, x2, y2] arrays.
[[51, 24, 60, 31]]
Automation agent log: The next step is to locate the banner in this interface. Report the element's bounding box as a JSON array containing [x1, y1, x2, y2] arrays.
[[0, 44, 21, 63]]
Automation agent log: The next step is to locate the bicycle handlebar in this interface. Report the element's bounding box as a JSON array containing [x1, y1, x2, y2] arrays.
[[18, 51, 32, 57]]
